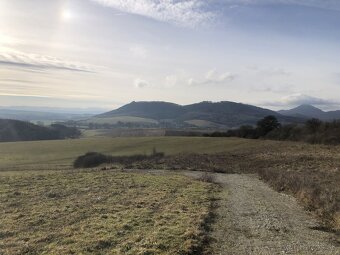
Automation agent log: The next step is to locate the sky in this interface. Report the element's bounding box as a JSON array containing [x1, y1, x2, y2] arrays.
[[0, 0, 340, 111]]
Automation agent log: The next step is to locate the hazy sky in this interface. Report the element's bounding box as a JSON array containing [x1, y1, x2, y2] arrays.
[[1, 0, 340, 110]]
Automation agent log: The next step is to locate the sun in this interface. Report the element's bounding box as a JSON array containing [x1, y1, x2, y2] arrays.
[[61, 10, 73, 21]]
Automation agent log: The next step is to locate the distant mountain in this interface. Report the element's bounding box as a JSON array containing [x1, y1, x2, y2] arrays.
[[2, 106, 107, 115], [0, 109, 93, 122], [99, 101, 183, 120], [279, 104, 340, 120], [0, 119, 80, 142], [278, 104, 325, 118], [96, 101, 302, 128]]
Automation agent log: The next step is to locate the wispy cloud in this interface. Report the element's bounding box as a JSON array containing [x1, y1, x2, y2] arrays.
[[134, 78, 150, 88], [188, 69, 236, 86], [221, 0, 340, 11], [91, 0, 215, 27], [263, 93, 340, 108], [281, 93, 338, 106], [0, 48, 95, 73]]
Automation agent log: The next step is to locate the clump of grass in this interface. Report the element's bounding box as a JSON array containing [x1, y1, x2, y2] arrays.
[[198, 171, 216, 183], [258, 167, 340, 231]]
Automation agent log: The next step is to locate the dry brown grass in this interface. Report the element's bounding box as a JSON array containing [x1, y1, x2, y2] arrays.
[[0, 170, 216, 255], [128, 141, 340, 232]]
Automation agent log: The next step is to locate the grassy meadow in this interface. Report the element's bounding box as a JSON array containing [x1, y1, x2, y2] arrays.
[[80, 116, 159, 125], [0, 170, 215, 255], [0, 135, 339, 253], [0, 137, 269, 170]]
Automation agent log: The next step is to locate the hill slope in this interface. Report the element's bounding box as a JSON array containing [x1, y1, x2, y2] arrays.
[[97, 101, 301, 128], [0, 119, 80, 142], [99, 101, 184, 120], [0, 109, 92, 122]]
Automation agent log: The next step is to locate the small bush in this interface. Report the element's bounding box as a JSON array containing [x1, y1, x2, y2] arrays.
[[73, 152, 108, 168], [73, 151, 165, 168]]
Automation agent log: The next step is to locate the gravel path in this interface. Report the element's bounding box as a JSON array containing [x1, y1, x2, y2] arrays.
[[143, 170, 339, 254], [203, 173, 339, 255]]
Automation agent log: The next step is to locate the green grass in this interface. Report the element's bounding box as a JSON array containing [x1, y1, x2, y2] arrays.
[[0, 137, 273, 170], [81, 129, 113, 137], [82, 116, 159, 125], [184, 119, 223, 128], [0, 170, 214, 254]]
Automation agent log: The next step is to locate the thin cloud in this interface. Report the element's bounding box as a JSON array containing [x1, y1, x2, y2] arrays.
[[91, 0, 215, 27], [262, 93, 340, 108], [0, 49, 95, 73], [221, 0, 340, 11], [281, 94, 338, 106], [134, 78, 150, 88], [188, 69, 236, 86]]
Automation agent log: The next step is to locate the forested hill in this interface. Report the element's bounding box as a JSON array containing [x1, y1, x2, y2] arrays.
[[0, 119, 80, 142], [97, 101, 302, 128]]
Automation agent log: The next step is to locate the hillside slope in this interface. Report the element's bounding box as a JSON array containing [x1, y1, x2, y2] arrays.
[[99, 101, 184, 120], [0, 119, 80, 142], [0, 109, 92, 122]]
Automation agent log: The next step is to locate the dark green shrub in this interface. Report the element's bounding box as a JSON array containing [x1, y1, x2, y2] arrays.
[[73, 151, 165, 169], [73, 152, 108, 168]]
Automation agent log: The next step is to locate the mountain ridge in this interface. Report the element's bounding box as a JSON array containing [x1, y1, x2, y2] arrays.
[[97, 101, 303, 128], [0, 109, 93, 122], [279, 104, 340, 120]]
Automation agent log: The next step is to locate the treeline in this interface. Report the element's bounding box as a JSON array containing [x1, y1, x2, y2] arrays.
[[65, 120, 197, 130], [205, 116, 340, 145], [0, 119, 81, 142]]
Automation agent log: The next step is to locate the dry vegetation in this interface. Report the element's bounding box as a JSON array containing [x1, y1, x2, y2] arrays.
[[1, 137, 338, 243], [126, 142, 340, 232], [0, 137, 263, 171], [0, 170, 216, 255]]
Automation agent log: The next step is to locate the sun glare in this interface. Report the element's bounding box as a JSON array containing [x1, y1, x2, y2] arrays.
[[61, 10, 73, 21]]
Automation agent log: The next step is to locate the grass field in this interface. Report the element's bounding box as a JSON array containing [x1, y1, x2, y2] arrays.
[[116, 139, 339, 231], [0, 137, 269, 170], [184, 120, 226, 128], [0, 170, 215, 255], [82, 129, 166, 138], [81, 116, 159, 125], [1, 136, 339, 235]]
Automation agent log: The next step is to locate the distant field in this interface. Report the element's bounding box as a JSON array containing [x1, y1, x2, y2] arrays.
[[1, 136, 339, 230], [0, 137, 270, 170], [82, 129, 166, 138], [81, 116, 159, 125], [185, 119, 224, 128], [0, 170, 214, 254]]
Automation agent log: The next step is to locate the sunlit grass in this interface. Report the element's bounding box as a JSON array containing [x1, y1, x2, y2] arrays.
[[0, 137, 271, 170], [0, 170, 215, 254]]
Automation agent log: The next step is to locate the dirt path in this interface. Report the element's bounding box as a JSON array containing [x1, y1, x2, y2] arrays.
[[182, 172, 339, 255]]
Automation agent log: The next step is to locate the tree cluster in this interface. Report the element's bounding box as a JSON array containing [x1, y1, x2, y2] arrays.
[[0, 119, 81, 142], [205, 116, 340, 145]]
